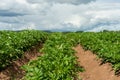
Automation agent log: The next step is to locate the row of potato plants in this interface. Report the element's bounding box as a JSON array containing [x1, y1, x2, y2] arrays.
[[0, 30, 47, 69], [22, 32, 84, 80], [71, 31, 120, 73]]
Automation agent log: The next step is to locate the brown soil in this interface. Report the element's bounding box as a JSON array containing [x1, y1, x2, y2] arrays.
[[74, 45, 120, 80], [0, 43, 43, 80]]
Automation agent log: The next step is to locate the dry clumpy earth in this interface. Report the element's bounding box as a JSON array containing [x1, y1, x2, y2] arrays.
[[74, 45, 120, 80]]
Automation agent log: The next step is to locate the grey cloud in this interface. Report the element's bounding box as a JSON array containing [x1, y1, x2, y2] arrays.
[[0, 10, 26, 17], [27, 0, 96, 5], [0, 16, 22, 24], [27, 0, 44, 3], [48, 0, 96, 5], [0, 0, 120, 32]]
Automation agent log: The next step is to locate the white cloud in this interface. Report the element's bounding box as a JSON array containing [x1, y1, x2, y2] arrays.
[[0, 0, 120, 31]]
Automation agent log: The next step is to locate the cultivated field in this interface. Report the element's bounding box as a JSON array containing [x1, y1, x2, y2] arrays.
[[0, 30, 120, 80]]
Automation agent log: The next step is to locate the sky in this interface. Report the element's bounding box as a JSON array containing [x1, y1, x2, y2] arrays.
[[0, 0, 120, 31]]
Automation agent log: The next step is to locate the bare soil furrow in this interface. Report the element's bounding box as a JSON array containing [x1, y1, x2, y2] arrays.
[[74, 45, 120, 80]]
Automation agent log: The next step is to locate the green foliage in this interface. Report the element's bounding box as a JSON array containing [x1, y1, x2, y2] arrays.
[[76, 31, 120, 72], [22, 33, 84, 80], [23, 31, 120, 79], [1, 30, 120, 79], [0, 30, 47, 69]]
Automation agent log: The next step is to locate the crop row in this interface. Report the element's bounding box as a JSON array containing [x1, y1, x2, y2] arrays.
[[0, 30, 47, 69], [1, 30, 120, 79], [22, 33, 83, 80], [66, 31, 120, 73]]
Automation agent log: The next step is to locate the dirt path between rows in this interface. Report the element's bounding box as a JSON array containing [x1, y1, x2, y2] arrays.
[[0, 43, 42, 80], [74, 45, 120, 80]]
